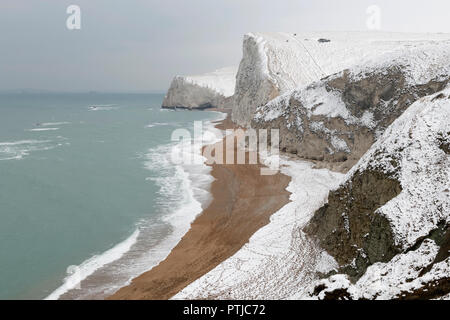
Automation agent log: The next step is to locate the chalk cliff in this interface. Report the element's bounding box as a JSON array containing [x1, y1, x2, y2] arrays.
[[252, 43, 450, 171], [162, 32, 450, 300], [162, 67, 237, 109], [232, 32, 450, 127]]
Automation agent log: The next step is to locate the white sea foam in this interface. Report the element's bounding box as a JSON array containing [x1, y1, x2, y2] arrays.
[[27, 128, 60, 132], [146, 122, 170, 128], [175, 157, 344, 300], [0, 139, 57, 161], [0, 140, 51, 146], [88, 105, 118, 111], [45, 112, 226, 300], [40, 122, 70, 126], [45, 229, 140, 300]]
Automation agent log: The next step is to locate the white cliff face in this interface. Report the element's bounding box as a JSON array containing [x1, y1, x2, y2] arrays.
[[162, 67, 237, 109], [251, 42, 450, 171], [232, 31, 450, 126], [310, 88, 450, 300]]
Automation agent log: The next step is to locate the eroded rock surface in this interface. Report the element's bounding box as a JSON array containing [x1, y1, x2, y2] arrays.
[[253, 45, 450, 172], [307, 88, 450, 299], [233, 32, 450, 127]]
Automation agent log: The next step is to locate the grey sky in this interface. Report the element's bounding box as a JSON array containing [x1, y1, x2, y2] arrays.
[[1, 0, 449, 92]]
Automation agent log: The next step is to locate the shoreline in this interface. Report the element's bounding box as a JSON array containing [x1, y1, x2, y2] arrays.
[[54, 109, 226, 300], [109, 110, 292, 300]]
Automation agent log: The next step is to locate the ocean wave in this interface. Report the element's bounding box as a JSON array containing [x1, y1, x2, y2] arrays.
[[44, 112, 226, 299], [40, 122, 70, 126], [0, 139, 58, 161], [0, 140, 51, 146], [27, 128, 60, 132], [88, 105, 118, 111], [145, 122, 170, 128], [45, 229, 140, 300]]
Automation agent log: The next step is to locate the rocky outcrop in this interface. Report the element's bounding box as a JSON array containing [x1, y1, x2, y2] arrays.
[[305, 170, 403, 280], [232, 32, 450, 127], [162, 67, 237, 109], [252, 44, 450, 172], [306, 88, 450, 299]]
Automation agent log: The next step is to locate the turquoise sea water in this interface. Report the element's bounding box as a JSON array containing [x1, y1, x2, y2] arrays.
[[0, 93, 222, 299]]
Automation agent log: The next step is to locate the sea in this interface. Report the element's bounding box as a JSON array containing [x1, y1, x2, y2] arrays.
[[0, 93, 224, 299]]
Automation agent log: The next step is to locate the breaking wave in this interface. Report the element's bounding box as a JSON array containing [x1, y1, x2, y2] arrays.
[[45, 112, 225, 300]]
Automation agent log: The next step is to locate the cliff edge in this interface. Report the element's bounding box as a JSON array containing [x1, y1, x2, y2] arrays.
[[252, 43, 450, 171], [233, 32, 450, 127]]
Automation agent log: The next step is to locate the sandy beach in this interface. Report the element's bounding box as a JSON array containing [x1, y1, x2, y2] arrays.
[[109, 111, 291, 300]]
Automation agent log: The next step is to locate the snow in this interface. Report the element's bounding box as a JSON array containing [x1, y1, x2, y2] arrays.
[[349, 43, 450, 86], [307, 87, 450, 300], [255, 41, 450, 131], [312, 239, 449, 300], [253, 81, 354, 130], [252, 40, 450, 159], [165, 32, 450, 300], [173, 85, 449, 301], [331, 136, 350, 153], [253, 93, 288, 122], [173, 158, 343, 300], [180, 67, 237, 97], [344, 87, 450, 249], [233, 31, 450, 126], [298, 83, 350, 119], [162, 67, 237, 109], [434, 292, 450, 300], [360, 111, 376, 129]]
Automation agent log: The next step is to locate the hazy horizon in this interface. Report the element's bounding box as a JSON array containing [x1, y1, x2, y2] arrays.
[[1, 0, 450, 93]]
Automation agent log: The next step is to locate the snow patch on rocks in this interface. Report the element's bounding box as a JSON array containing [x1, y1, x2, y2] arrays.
[[311, 239, 449, 300], [309, 88, 450, 300], [252, 42, 450, 171], [345, 87, 450, 249]]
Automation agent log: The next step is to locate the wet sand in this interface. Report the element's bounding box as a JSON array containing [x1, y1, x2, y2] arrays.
[[109, 111, 291, 300]]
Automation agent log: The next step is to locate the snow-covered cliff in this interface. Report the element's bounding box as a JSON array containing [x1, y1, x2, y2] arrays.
[[162, 67, 237, 109], [308, 87, 450, 299], [174, 84, 450, 301], [252, 42, 450, 171], [233, 32, 450, 127], [172, 33, 450, 300]]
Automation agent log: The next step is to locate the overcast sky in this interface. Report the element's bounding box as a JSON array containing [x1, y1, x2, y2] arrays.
[[1, 0, 449, 92]]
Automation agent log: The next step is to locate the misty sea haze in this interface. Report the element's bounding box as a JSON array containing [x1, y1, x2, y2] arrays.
[[0, 93, 223, 299]]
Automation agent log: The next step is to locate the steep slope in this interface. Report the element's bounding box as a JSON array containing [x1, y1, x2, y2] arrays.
[[306, 88, 450, 299], [233, 32, 450, 127], [162, 67, 237, 109], [252, 42, 450, 172]]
